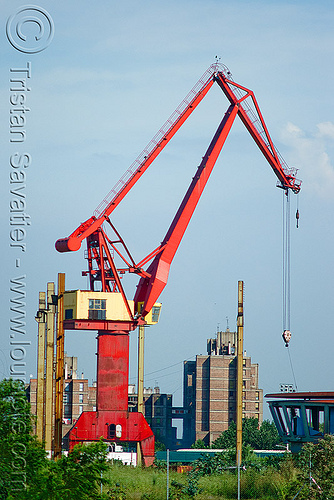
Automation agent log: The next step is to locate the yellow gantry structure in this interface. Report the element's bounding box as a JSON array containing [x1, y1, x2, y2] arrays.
[[137, 324, 145, 466], [36, 291, 46, 442], [35, 274, 65, 459], [45, 282, 56, 455], [54, 273, 65, 460]]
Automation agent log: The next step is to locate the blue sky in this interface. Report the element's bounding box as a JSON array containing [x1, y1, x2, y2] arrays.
[[1, 1, 334, 421]]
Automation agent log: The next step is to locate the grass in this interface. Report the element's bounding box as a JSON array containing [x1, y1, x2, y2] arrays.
[[102, 461, 296, 500]]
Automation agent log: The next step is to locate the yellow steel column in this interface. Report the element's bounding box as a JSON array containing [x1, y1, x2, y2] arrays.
[[137, 324, 145, 466], [54, 273, 65, 460], [45, 282, 56, 457], [236, 280, 244, 466], [36, 292, 46, 442]]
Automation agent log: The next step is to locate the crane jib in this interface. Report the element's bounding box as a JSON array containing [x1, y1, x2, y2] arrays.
[[55, 62, 301, 317], [55, 63, 300, 257]]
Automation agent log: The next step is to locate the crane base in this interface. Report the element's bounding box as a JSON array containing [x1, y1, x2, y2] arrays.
[[69, 410, 155, 466]]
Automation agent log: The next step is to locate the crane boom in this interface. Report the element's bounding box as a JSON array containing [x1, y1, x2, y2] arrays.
[[134, 103, 238, 316], [214, 73, 300, 193], [55, 65, 217, 253], [56, 63, 300, 255], [56, 62, 301, 317]]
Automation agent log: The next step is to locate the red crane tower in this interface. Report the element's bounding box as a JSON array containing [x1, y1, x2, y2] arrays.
[[56, 62, 301, 465]]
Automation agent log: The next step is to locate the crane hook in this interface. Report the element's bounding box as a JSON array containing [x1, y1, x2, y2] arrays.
[[282, 329, 291, 347], [296, 209, 299, 228]]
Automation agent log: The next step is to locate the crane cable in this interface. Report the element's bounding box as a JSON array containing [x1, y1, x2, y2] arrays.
[[282, 190, 291, 336], [282, 190, 298, 390]]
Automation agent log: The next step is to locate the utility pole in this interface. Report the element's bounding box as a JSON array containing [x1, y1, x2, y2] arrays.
[[36, 292, 46, 442], [45, 282, 56, 457], [137, 324, 145, 466], [54, 273, 65, 459], [236, 280, 244, 467]]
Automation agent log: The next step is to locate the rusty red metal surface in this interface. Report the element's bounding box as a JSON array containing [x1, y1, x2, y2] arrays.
[[97, 332, 129, 411], [69, 410, 155, 466], [63, 319, 137, 332], [266, 392, 334, 400], [65, 326, 155, 465]]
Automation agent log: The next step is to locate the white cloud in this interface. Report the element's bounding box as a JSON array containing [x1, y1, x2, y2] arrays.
[[316, 121, 334, 140], [282, 121, 334, 200]]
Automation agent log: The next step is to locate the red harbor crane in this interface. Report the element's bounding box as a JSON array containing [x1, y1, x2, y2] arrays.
[[56, 62, 301, 465]]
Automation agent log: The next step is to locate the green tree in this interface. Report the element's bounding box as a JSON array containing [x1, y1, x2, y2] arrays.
[[211, 421, 236, 449], [193, 445, 264, 476], [257, 419, 281, 449], [154, 440, 166, 451], [0, 378, 110, 500], [212, 418, 281, 450], [294, 435, 334, 499], [37, 440, 109, 500], [12, 439, 109, 500], [242, 418, 260, 448], [0, 378, 47, 500], [191, 439, 208, 449]]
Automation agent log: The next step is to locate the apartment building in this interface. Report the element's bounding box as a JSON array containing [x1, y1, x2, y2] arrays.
[[183, 328, 263, 446]]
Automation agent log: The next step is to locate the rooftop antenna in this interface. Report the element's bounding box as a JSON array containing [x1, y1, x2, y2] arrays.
[[226, 316, 229, 330]]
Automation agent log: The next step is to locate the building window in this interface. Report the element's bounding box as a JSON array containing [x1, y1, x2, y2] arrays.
[[79, 394, 84, 403], [108, 424, 116, 439], [79, 382, 84, 391], [79, 405, 83, 414], [65, 309, 73, 319], [88, 299, 106, 320], [64, 405, 71, 416], [255, 403, 259, 410], [151, 305, 161, 323], [256, 391, 259, 400]]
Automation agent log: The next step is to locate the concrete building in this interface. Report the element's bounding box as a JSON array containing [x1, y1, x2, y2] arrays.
[[128, 384, 177, 448], [183, 328, 263, 446]]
